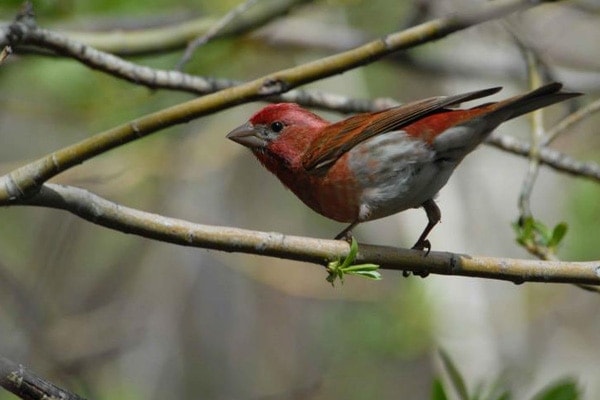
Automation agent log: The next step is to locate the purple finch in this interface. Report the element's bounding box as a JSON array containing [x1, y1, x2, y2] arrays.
[[228, 83, 579, 250]]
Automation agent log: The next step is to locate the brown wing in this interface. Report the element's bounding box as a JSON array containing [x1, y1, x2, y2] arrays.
[[301, 86, 502, 172]]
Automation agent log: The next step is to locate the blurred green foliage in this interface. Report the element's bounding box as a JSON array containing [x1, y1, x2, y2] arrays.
[[436, 350, 579, 400], [566, 179, 600, 260]]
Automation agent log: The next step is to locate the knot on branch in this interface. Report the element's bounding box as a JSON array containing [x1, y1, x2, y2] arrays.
[[7, 1, 36, 44], [258, 78, 289, 96], [0, 165, 45, 203], [15, 1, 35, 24]]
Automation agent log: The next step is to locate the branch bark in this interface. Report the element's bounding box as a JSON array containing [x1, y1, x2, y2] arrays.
[[0, 355, 86, 400], [486, 133, 600, 182], [18, 183, 600, 286]]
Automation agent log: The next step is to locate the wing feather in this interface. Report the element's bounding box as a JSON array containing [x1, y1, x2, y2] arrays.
[[302, 87, 502, 172]]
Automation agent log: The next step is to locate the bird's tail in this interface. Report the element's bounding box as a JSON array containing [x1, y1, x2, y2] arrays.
[[433, 83, 580, 162], [484, 82, 580, 121]]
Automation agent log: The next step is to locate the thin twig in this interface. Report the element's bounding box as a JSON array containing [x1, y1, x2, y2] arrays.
[[543, 98, 600, 146], [517, 50, 544, 220], [16, 183, 600, 286], [176, 0, 261, 71], [500, 40, 597, 292], [486, 133, 600, 182], [4, 0, 313, 57]]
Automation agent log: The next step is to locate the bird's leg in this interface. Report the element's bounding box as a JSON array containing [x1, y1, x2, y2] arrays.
[[335, 220, 359, 241], [412, 199, 441, 255]]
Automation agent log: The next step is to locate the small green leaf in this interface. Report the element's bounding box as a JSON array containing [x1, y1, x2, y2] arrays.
[[347, 269, 382, 280], [548, 223, 568, 248], [473, 378, 512, 400], [337, 237, 359, 270], [326, 260, 343, 286], [493, 390, 512, 400], [531, 379, 579, 400], [532, 219, 552, 243], [471, 382, 484, 400], [522, 217, 535, 236], [431, 378, 449, 400], [325, 239, 381, 285], [514, 217, 568, 251], [439, 349, 469, 400], [343, 263, 380, 272], [514, 217, 534, 246]]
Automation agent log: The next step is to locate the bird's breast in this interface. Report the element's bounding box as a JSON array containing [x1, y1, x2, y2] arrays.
[[305, 155, 363, 222], [263, 130, 452, 224]]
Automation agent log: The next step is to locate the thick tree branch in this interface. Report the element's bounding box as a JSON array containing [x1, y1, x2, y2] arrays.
[[17, 183, 600, 286], [0, 0, 558, 202], [0, 355, 86, 400]]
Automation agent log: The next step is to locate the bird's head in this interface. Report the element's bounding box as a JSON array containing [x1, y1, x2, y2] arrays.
[[227, 103, 328, 170]]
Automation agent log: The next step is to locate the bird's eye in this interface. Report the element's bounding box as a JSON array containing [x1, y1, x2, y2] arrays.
[[271, 121, 284, 133]]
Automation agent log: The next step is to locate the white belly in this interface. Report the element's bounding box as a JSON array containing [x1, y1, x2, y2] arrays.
[[347, 130, 458, 221]]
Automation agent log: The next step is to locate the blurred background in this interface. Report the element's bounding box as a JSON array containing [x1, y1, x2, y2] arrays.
[[0, 0, 599, 399]]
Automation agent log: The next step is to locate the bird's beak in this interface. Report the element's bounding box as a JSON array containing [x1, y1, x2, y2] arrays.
[[226, 122, 267, 148]]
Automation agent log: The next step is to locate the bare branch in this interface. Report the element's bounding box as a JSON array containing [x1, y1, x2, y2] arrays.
[[17, 183, 600, 286], [176, 0, 261, 70], [543, 97, 600, 146], [486, 132, 600, 183], [517, 47, 545, 220], [3, 20, 395, 112], [0, 355, 86, 400], [0, 0, 313, 56], [175, 0, 311, 71]]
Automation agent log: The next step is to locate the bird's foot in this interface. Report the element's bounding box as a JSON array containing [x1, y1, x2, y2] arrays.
[[334, 230, 354, 243], [402, 269, 429, 278], [411, 239, 431, 256]]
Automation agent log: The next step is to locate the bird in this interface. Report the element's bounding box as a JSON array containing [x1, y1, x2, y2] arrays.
[[227, 83, 579, 251]]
